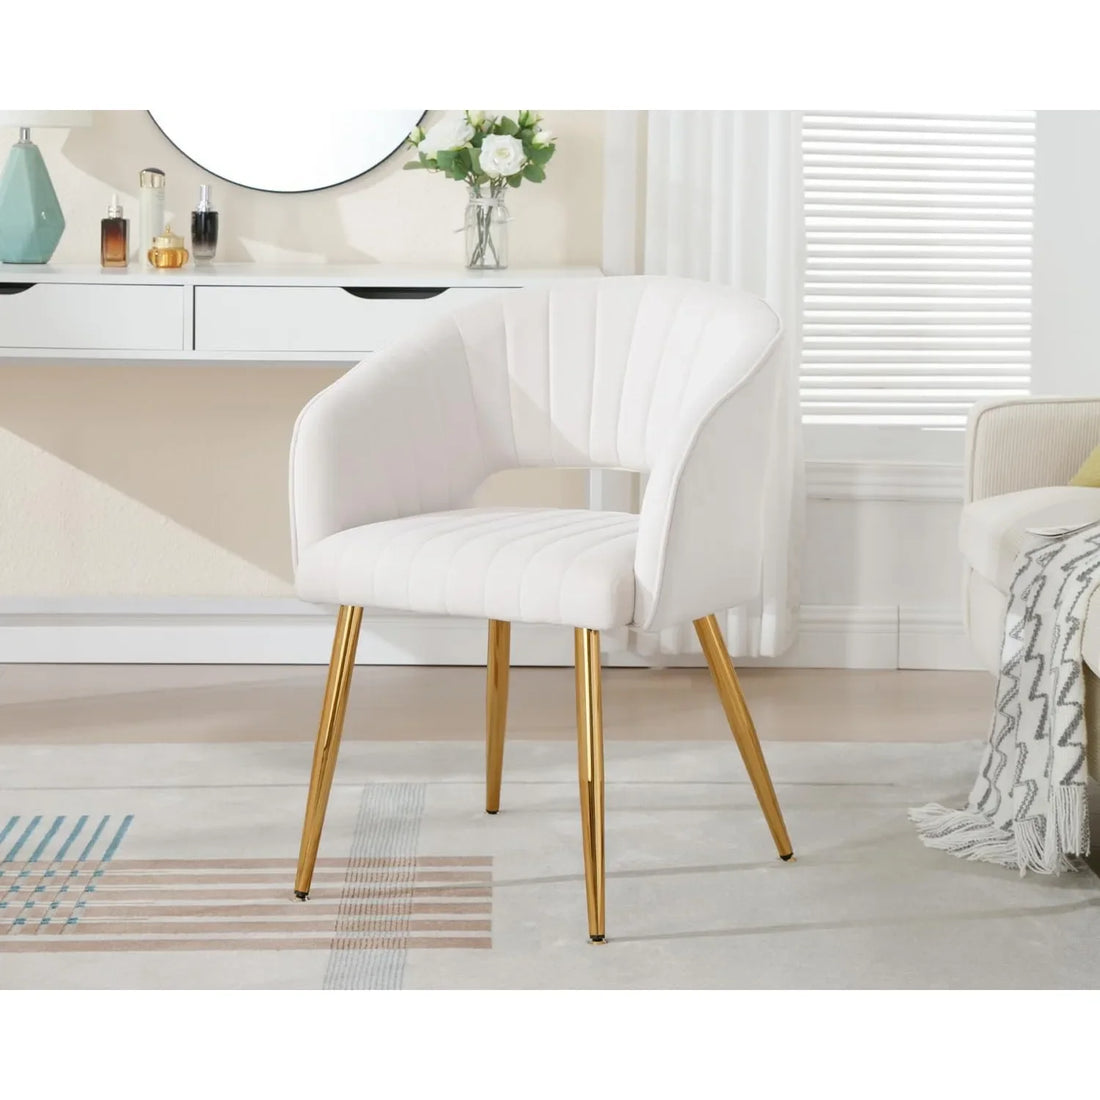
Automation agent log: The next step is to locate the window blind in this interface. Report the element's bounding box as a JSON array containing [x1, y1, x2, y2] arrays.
[[800, 111, 1035, 426]]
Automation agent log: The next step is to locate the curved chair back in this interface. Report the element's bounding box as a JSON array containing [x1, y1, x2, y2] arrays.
[[450, 275, 781, 475], [291, 275, 784, 627]]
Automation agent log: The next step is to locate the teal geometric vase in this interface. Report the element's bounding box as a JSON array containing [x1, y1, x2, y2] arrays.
[[0, 137, 65, 263]]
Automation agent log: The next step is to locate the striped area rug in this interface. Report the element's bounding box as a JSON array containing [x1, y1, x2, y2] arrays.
[[0, 785, 490, 987], [11, 738, 1100, 990]]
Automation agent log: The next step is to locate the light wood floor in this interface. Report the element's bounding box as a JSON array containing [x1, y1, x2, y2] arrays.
[[0, 664, 994, 745]]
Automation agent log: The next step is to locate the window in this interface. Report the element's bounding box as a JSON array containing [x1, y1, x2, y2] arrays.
[[800, 112, 1035, 427]]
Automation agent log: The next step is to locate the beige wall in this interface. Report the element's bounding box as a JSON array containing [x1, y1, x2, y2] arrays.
[[0, 111, 601, 598]]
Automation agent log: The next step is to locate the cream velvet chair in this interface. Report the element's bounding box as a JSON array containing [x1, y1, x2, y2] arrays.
[[289, 275, 795, 941], [961, 396, 1100, 780]]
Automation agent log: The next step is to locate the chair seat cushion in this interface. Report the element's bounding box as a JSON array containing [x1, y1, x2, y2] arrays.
[[295, 507, 639, 629], [959, 486, 1100, 590]]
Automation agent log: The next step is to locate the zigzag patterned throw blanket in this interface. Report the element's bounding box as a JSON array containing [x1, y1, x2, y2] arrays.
[[911, 522, 1100, 874]]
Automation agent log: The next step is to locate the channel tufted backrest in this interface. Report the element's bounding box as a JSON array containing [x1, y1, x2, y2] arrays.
[[289, 274, 784, 598], [449, 276, 781, 475]]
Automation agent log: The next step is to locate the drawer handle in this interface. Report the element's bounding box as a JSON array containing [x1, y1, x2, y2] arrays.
[[341, 286, 448, 300], [0, 283, 35, 295]]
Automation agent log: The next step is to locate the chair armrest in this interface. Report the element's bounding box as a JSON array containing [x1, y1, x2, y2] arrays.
[[289, 322, 496, 568], [634, 325, 784, 632], [966, 396, 1100, 503]]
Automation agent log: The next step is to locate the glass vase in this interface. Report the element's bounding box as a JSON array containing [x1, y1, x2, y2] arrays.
[[464, 187, 508, 270]]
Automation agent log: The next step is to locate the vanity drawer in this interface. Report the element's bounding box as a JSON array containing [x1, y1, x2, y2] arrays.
[[193, 285, 513, 354], [0, 282, 185, 351]]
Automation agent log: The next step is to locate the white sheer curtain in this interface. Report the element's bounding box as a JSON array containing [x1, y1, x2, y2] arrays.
[[604, 110, 805, 658]]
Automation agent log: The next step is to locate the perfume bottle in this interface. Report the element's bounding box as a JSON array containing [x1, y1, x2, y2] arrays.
[[138, 167, 166, 266], [100, 194, 128, 268], [190, 184, 218, 263]]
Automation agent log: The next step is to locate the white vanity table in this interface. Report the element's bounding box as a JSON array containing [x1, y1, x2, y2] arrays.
[[0, 263, 601, 363]]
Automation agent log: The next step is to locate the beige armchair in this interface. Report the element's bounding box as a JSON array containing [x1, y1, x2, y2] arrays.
[[960, 396, 1100, 778]]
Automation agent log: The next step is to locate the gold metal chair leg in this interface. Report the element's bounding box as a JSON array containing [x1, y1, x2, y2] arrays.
[[574, 627, 606, 943], [485, 619, 511, 814], [294, 604, 363, 899], [693, 613, 794, 861]]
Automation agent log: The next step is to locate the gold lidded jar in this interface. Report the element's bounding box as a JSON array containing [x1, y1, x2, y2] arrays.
[[147, 225, 189, 269]]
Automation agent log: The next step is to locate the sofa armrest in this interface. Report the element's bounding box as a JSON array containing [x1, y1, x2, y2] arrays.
[[965, 397, 1100, 503]]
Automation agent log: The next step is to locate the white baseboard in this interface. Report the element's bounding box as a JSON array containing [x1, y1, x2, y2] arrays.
[[0, 599, 520, 667], [898, 607, 983, 671], [737, 606, 898, 670], [0, 598, 971, 670]]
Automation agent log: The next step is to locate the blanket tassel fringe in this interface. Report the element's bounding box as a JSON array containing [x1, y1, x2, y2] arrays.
[[909, 785, 1089, 876]]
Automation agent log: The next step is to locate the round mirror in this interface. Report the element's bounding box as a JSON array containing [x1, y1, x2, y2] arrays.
[[148, 110, 425, 193]]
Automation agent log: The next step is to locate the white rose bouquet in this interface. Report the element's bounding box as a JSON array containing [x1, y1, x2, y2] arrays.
[[405, 111, 557, 267]]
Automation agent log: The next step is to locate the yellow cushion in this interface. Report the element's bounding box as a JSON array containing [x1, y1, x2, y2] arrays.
[[1071, 443, 1100, 487]]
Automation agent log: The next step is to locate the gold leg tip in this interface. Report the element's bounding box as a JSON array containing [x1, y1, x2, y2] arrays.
[[589, 934, 606, 944], [780, 852, 795, 862], [294, 890, 309, 901], [486, 809, 499, 815]]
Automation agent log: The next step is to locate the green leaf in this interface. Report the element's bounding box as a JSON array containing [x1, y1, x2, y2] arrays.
[[507, 174, 523, 188], [522, 163, 546, 183], [436, 149, 457, 171], [528, 145, 553, 166], [497, 116, 519, 136], [403, 160, 428, 170]]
